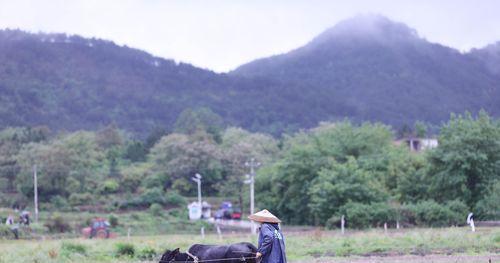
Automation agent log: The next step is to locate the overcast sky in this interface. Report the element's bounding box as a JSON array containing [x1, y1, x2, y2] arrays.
[[1, 0, 499, 72]]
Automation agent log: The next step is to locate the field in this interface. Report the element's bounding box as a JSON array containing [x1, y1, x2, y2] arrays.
[[0, 227, 499, 263]]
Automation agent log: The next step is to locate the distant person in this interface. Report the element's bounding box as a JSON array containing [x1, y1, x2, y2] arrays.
[[249, 209, 287, 263], [5, 214, 19, 239], [5, 215, 14, 225], [20, 210, 30, 226]]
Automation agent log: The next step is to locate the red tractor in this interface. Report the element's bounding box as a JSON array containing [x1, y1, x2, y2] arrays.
[[230, 207, 242, 220], [81, 218, 112, 239]]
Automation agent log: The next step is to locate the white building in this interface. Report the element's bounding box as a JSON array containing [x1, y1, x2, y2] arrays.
[[395, 137, 438, 152]]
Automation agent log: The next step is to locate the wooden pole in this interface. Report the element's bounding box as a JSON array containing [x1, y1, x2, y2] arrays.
[[341, 215, 345, 235], [245, 158, 260, 235], [33, 164, 39, 223]]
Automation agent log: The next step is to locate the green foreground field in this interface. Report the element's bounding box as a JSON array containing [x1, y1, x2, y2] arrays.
[[0, 227, 499, 263]]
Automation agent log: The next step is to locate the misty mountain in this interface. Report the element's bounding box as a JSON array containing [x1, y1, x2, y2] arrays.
[[1, 15, 500, 136], [0, 30, 305, 135], [232, 15, 500, 127], [469, 42, 500, 76]]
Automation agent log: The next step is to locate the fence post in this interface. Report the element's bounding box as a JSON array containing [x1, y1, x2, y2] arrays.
[[201, 227, 205, 238], [216, 224, 222, 239], [341, 215, 345, 235]]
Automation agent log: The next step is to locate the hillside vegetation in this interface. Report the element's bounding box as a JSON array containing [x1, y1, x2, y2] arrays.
[[1, 15, 500, 136], [1, 112, 499, 230]]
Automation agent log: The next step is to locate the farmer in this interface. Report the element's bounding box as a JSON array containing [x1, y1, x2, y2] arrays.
[[248, 209, 287, 263], [5, 214, 19, 239], [20, 210, 30, 226]]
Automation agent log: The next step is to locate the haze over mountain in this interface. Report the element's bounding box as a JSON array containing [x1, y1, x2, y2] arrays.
[[1, 15, 499, 136], [233, 15, 500, 127]]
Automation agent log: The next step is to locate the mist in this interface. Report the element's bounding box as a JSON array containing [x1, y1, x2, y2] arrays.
[[1, 0, 499, 72]]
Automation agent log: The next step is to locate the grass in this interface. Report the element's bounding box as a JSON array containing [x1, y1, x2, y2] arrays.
[[0, 227, 498, 262], [0, 208, 211, 238]]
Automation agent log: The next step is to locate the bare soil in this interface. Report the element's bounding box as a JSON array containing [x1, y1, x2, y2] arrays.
[[296, 254, 500, 263]]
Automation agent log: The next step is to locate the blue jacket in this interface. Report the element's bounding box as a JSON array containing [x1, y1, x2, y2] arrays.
[[257, 223, 287, 263]]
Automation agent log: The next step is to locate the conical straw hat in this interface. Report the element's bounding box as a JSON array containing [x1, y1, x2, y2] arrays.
[[248, 209, 281, 223]]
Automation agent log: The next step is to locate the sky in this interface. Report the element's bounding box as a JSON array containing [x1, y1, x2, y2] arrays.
[[1, 0, 499, 72]]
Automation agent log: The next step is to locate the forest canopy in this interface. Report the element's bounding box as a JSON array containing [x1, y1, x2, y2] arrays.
[[1, 112, 499, 227]]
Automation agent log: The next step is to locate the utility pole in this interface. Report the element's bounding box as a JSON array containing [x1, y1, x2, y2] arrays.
[[191, 173, 202, 218], [245, 158, 260, 234], [33, 164, 39, 223]]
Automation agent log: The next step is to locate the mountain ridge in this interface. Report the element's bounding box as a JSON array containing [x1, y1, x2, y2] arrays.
[[1, 16, 499, 136]]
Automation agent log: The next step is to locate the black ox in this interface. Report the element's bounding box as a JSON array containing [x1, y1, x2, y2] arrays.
[[160, 242, 257, 263]]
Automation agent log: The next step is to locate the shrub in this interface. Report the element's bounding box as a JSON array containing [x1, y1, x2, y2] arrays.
[[0, 224, 45, 239], [138, 246, 157, 260], [130, 213, 141, 221], [44, 213, 72, 233], [121, 172, 142, 193], [493, 234, 500, 244], [475, 181, 500, 220], [166, 208, 189, 219], [8, 194, 29, 210], [325, 215, 341, 230], [139, 187, 165, 205], [149, 203, 163, 217], [142, 174, 166, 189], [336, 239, 354, 256], [339, 202, 373, 229], [334, 201, 468, 229], [109, 214, 119, 227], [29, 223, 48, 235], [445, 200, 468, 225], [49, 196, 71, 211], [119, 187, 167, 209], [61, 242, 87, 256], [369, 202, 398, 226], [165, 191, 187, 207], [100, 179, 120, 194], [0, 225, 13, 238], [68, 193, 93, 206], [402, 200, 465, 227], [115, 243, 135, 257]]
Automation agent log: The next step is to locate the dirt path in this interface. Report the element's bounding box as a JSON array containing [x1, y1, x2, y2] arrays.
[[295, 254, 499, 263]]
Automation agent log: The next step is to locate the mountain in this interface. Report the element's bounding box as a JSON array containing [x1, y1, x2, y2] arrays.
[[469, 42, 500, 76], [0, 30, 320, 136], [0, 30, 221, 135], [232, 15, 500, 127], [1, 15, 500, 136]]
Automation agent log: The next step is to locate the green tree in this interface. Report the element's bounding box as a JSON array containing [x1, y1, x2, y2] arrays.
[[174, 107, 224, 141], [15, 131, 104, 200], [427, 111, 500, 207], [145, 127, 168, 150], [475, 180, 500, 220], [256, 121, 395, 225], [308, 157, 388, 224], [149, 132, 225, 195], [96, 124, 123, 149], [0, 127, 49, 192], [394, 154, 430, 203], [218, 127, 280, 211], [124, 141, 147, 162], [414, 121, 427, 137]]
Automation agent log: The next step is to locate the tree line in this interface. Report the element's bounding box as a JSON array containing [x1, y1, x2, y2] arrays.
[[256, 111, 500, 227], [0, 111, 499, 227]]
